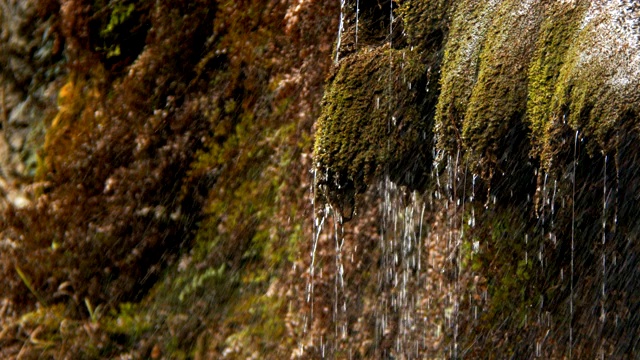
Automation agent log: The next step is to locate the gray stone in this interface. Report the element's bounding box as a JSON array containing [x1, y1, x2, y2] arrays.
[[0, 0, 65, 187], [8, 96, 38, 126], [8, 131, 23, 151]]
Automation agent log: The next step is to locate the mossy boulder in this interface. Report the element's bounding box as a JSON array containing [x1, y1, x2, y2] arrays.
[[314, 46, 432, 217], [435, 0, 501, 152], [543, 1, 640, 160], [313, 0, 451, 217]]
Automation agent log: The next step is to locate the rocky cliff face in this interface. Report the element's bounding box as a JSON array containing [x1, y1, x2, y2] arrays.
[[1, 0, 639, 358], [0, 0, 63, 208], [315, 0, 640, 358]]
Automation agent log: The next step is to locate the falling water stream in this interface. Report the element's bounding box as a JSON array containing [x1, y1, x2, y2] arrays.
[[601, 154, 607, 360], [335, 0, 346, 64]]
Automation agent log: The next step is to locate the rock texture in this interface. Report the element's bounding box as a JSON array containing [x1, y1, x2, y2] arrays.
[[1, 0, 640, 359], [0, 0, 63, 208]]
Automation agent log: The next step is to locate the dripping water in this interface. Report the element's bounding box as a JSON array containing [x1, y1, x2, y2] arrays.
[[331, 208, 346, 343], [335, 0, 346, 64], [602, 154, 607, 327], [355, 0, 359, 51], [307, 169, 326, 334], [570, 130, 578, 359]]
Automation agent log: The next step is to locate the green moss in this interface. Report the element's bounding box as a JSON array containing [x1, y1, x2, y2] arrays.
[[398, 0, 450, 52], [91, 0, 150, 68], [101, 3, 135, 36], [435, 0, 500, 152], [218, 293, 291, 358], [159, 89, 310, 356], [525, 3, 587, 163], [314, 0, 454, 209], [462, 0, 543, 167], [459, 206, 542, 356], [523, 1, 640, 167], [554, 19, 640, 156], [434, 1, 591, 173], [314, 46, 432, 214]]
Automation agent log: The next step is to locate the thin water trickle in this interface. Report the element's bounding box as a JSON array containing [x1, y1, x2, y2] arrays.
[[389, 0, 393, 47], [552, 179, 557, 216], [601, 154, 607, 326], [355, 0, 359, 50], [335, 0, 346, 64], [331, 206, 346, 352], [525, 234, 528, 265], [542, 172, 548, 222], [307, 168, 327, 349], [570, 130, 578, 359]]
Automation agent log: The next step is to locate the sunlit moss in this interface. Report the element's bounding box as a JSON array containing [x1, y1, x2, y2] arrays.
[[525, 3, 587, 163], [461, 0, 545, 170], [435, 0, 499, 152], [91, 0, 150, 68]]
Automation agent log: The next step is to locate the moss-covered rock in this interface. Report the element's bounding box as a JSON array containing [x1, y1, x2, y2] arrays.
[[398, 0, 450, 53], [314, 46, 432, 217], [435, 0, 501, 152], [3, 0, 640, 358], [313, 0, 640, 357], [313, 0, 453, 216], [525, 2, 588, 163], [550, 1, 640, 158], [461, 0, 544, 170]]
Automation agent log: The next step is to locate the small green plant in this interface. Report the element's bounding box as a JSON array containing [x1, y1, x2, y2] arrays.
[[15, 265, 47, 306], [178, 265, 226, 302], [99, 3, 135, 58], [84, 297, 104, 322]]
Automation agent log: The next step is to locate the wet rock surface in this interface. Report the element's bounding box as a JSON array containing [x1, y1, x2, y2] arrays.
[[1, 0, 640, 358], [315, 0, 640, 357], [0, 0, 64, 208]]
